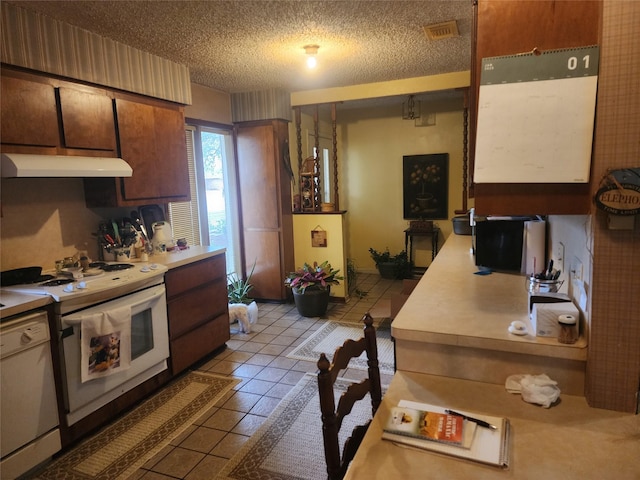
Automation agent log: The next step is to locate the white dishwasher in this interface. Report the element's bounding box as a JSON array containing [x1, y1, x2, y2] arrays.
[[1, 310, 61, 479]]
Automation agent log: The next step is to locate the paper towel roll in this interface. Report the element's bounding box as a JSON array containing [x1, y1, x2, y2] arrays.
[[522, 220, 546, 275]]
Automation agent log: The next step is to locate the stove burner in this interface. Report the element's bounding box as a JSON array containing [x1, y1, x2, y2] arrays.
[[40, 278, 74, 287], [89, 262, 134, 272]]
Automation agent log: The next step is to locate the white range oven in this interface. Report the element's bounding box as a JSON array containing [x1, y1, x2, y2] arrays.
[[4, 262, 170, 427]]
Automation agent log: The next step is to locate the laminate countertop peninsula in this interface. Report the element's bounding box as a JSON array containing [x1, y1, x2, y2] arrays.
[[392, 233, 587, 394], [344, 370, 640, 480]]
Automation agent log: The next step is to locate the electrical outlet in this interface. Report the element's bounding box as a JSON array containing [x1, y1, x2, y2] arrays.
[[570, 256, 583, 281], [555, 242, 565, 272]]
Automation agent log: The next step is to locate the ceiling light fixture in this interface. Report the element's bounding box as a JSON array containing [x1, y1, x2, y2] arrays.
[[304, 44, 319, 69], [402, 95, 421, 120]]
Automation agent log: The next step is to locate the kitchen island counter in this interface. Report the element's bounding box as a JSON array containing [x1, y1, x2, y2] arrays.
[[392, 233, 587, 394], [345, 370, 639, 479]]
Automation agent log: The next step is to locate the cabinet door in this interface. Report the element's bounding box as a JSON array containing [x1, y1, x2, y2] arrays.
[[237, 125, 279, 229], [58, 87, 116, 151], [116, 99, 189, 202], [236, 120, 294, 301], [1, 75, 59, 147]]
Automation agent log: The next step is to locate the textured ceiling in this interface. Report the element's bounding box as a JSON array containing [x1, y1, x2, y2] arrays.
[[7, 0, 472, 95]]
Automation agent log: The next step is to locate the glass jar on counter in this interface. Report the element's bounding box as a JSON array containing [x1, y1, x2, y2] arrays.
[[558, 314, 578, 344]]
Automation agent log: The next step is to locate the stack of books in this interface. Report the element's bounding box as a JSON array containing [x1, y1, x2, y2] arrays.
[[382, 400, 510, 468]]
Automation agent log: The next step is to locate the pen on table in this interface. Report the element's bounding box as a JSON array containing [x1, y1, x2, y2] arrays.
[[444, 409, 497, 430]]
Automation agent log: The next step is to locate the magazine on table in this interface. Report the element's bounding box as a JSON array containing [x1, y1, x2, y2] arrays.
[[383, 406, 476, 448], [382, 400, 511, 468]]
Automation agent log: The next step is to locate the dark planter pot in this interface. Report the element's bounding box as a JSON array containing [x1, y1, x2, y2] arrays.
[[292, 287, 331, 317], [377, 262, 399, 279]]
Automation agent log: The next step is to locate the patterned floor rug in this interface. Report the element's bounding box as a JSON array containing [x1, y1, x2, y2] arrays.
[[32, 371, 239, 480], [215, 373, 383, 480], [287, 319, 395, 375]]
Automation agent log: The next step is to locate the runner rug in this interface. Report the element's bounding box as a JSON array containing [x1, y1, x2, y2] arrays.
[[216, 373, 384, 480], [287, 320, 395, 375], [33, 371, 239, 480]]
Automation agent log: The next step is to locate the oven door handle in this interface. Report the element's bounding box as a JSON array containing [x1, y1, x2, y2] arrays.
[[62, 285, 166, 326]]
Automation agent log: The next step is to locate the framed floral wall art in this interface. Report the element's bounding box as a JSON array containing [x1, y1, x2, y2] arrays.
[[403, 153, 449, 220]]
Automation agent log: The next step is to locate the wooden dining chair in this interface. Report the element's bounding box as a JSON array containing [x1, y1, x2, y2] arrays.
[[317, 312, 382, 480]]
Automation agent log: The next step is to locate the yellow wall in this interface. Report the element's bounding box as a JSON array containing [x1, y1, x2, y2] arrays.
[[339, 98, 468, 273], [292, 214, 347, 299]]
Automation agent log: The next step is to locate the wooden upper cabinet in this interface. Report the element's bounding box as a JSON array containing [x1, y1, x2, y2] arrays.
[[1, 70, 117, 155], [471, 0, 602, 215], [115, 98, 190, 203], [1, 75, 59, 148], [58, 86, 116, 151], [236, 124, 280, 230]]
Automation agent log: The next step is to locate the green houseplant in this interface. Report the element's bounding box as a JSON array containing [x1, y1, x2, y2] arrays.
[[227, 262, 256, 304], [227, 262, 259, 332], [369, 247, 411, 279], [285, 261, 343, 317]]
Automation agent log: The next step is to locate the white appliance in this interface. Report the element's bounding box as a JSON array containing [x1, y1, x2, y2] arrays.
[[2, 261, 170, 429], [61, 283, 169, 425], [0, 311, 61, 479], [1, 153, 133, 177]]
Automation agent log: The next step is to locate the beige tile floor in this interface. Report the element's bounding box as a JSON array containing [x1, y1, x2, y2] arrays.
[[131, 274, 403, 480]]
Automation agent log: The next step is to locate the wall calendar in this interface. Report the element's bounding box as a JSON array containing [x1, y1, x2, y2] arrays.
[[474, 45, 599, 183]]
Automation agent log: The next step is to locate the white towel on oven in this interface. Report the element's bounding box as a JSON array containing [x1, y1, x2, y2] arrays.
[[80, 306, 132, 383]]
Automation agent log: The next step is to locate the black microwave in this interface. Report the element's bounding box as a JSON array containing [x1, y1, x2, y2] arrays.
[[474, 217, 546, 274]]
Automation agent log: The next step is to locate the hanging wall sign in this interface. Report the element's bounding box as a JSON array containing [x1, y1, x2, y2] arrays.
[[595, 184, 640, 216], [311, 226, 327, 247]]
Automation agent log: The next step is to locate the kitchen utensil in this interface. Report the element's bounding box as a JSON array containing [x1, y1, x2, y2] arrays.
[[139, 205, 165, 240], [1, 266, 43, 286], [131, 210, 149, 241]]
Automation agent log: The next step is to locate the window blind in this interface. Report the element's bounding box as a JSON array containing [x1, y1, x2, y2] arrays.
[[168, 127, 201, 246]]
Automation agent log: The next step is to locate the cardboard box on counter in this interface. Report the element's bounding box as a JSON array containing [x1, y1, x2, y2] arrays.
[[390, 279, 420, 318], [531, 302, 580, 338]]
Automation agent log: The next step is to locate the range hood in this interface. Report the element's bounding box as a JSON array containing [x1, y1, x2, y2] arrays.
[[1, 153, 133, 178]]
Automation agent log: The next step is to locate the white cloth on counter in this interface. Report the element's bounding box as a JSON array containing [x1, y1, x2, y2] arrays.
[[505, 374, 561, 408], [80, 306, 132, 383]]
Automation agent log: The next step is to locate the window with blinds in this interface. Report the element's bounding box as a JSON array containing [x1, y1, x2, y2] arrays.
[[168, 127, 201, 246]]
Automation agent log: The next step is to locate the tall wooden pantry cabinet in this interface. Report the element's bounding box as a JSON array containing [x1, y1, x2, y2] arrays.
[[235, 119, 295, 301]]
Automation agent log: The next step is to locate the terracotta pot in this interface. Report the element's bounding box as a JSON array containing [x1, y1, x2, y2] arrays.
[[292, 287, 330, 317]]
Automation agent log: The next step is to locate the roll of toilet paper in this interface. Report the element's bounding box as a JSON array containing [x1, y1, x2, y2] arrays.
[[558, 314, 576, 325]]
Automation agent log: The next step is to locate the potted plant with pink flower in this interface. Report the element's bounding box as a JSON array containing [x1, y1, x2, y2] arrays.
[[285, 261, 343, 317]]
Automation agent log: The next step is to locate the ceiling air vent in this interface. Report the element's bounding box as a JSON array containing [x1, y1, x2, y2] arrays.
[[423, 20, 459, 41]]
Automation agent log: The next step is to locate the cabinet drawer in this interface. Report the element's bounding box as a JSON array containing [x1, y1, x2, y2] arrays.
[[169, 313, 230, 375], [167, 278, 228, 338], [165, 254, 226, 298]]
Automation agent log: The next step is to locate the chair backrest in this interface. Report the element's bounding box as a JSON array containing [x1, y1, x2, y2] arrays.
[[317, 313, 382, 480]]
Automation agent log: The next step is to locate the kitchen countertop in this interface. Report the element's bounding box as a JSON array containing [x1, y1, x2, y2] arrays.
[[0, 246, 226, 319], [143, 246, 225, 270], [392, 234, 587, 361], [344, 370, 639, 479], [0, 291, 52, 320]]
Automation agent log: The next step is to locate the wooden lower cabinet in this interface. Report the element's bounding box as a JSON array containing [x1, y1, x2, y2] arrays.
[[165, 254, 230, 375]]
